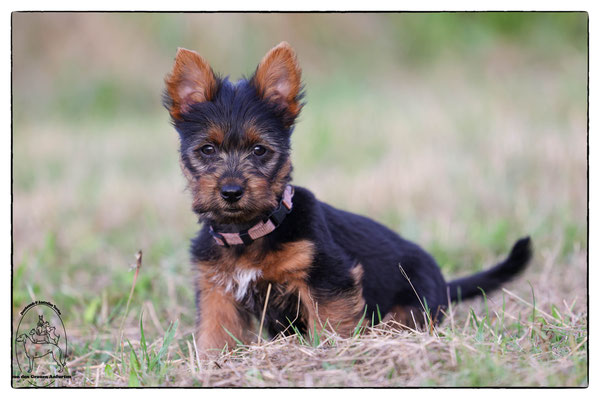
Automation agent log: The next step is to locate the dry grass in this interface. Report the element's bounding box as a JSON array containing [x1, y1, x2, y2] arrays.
[[50, 235, 587, 387], [62, 279, 587, 387]]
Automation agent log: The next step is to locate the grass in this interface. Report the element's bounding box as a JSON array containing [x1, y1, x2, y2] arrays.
[[11, 13, 587, 387], [58, 286, 588, 387]]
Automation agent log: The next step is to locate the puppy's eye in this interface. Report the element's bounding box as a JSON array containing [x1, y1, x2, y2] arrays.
[[253, 145, 267, 156], [200, 145, 216, 155]]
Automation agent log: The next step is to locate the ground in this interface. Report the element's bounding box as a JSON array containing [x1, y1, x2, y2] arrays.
[[12, 13, 587, 387]]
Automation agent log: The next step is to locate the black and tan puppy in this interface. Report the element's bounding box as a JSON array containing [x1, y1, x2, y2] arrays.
[[164, 42, 532, 353]]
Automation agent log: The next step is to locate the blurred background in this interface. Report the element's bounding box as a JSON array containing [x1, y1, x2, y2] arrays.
[[12, 12, 587, 364]]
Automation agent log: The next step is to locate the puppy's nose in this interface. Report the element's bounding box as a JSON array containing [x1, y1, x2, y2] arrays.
[[220, 184, 244, 203]]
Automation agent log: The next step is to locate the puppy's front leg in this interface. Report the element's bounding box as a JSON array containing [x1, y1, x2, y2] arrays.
[[195, 273, 250, 356]]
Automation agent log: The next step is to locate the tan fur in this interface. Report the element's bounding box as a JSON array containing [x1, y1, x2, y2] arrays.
[[193, 174, 219, 207], [195, 272, 251, 354], [204, 239, 315, 283], [299, 264, 366, 336], [205, 124, 225, 145], [382, 305, 425, 329], [270, 159, 293, 196], [252, 42, 302, 124], [242, 123, 263, 145], [165, 48, 217, 120]]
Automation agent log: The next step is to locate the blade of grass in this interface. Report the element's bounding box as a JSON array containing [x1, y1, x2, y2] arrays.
[[285, 317, 307, 345], [502, 288, 560, 324], [222, 326, 244, 348], [118, 250, 143, 355], [149, 320, 178, 371], [257, 282, 272, 346], [352, 305, 368, 338], [399, 263, 435, 331], [191, 332, 202, 372], [126, 338, 141, 387], [139, 311, 149, 368]]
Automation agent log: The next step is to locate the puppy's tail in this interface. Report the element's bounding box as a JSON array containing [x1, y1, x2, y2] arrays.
[[447, 236, 532, 303]]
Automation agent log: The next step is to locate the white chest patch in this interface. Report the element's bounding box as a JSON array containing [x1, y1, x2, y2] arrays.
[[211, 268, 262, 302]]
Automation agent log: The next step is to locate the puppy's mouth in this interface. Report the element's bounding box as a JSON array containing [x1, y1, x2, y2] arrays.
[[223, 206, 244, 214], [214, 199, 276, 226], [217, 201, 259, 221], [212, 208, 263, 228]]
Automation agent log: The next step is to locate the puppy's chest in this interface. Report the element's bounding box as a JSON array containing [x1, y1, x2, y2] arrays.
[[208, 266, 264, 303], [207, 262, 303, 319], [204, 239, 315, 312]]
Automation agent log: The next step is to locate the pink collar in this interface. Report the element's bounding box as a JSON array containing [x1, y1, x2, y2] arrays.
[[209, 185, 294, 247]]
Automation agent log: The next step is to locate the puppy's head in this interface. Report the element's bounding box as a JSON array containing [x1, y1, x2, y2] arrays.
[[164, 42, 303, 224]]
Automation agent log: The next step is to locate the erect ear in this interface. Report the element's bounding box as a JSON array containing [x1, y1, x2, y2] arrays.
[[251, 42, 303, 127], [164, 48, 217, 120]]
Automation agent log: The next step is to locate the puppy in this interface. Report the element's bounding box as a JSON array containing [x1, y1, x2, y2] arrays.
[[163, 42, 532, 353]]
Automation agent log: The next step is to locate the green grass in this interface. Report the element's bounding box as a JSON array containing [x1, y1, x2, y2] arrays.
[[12, 13, 587, 387]]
